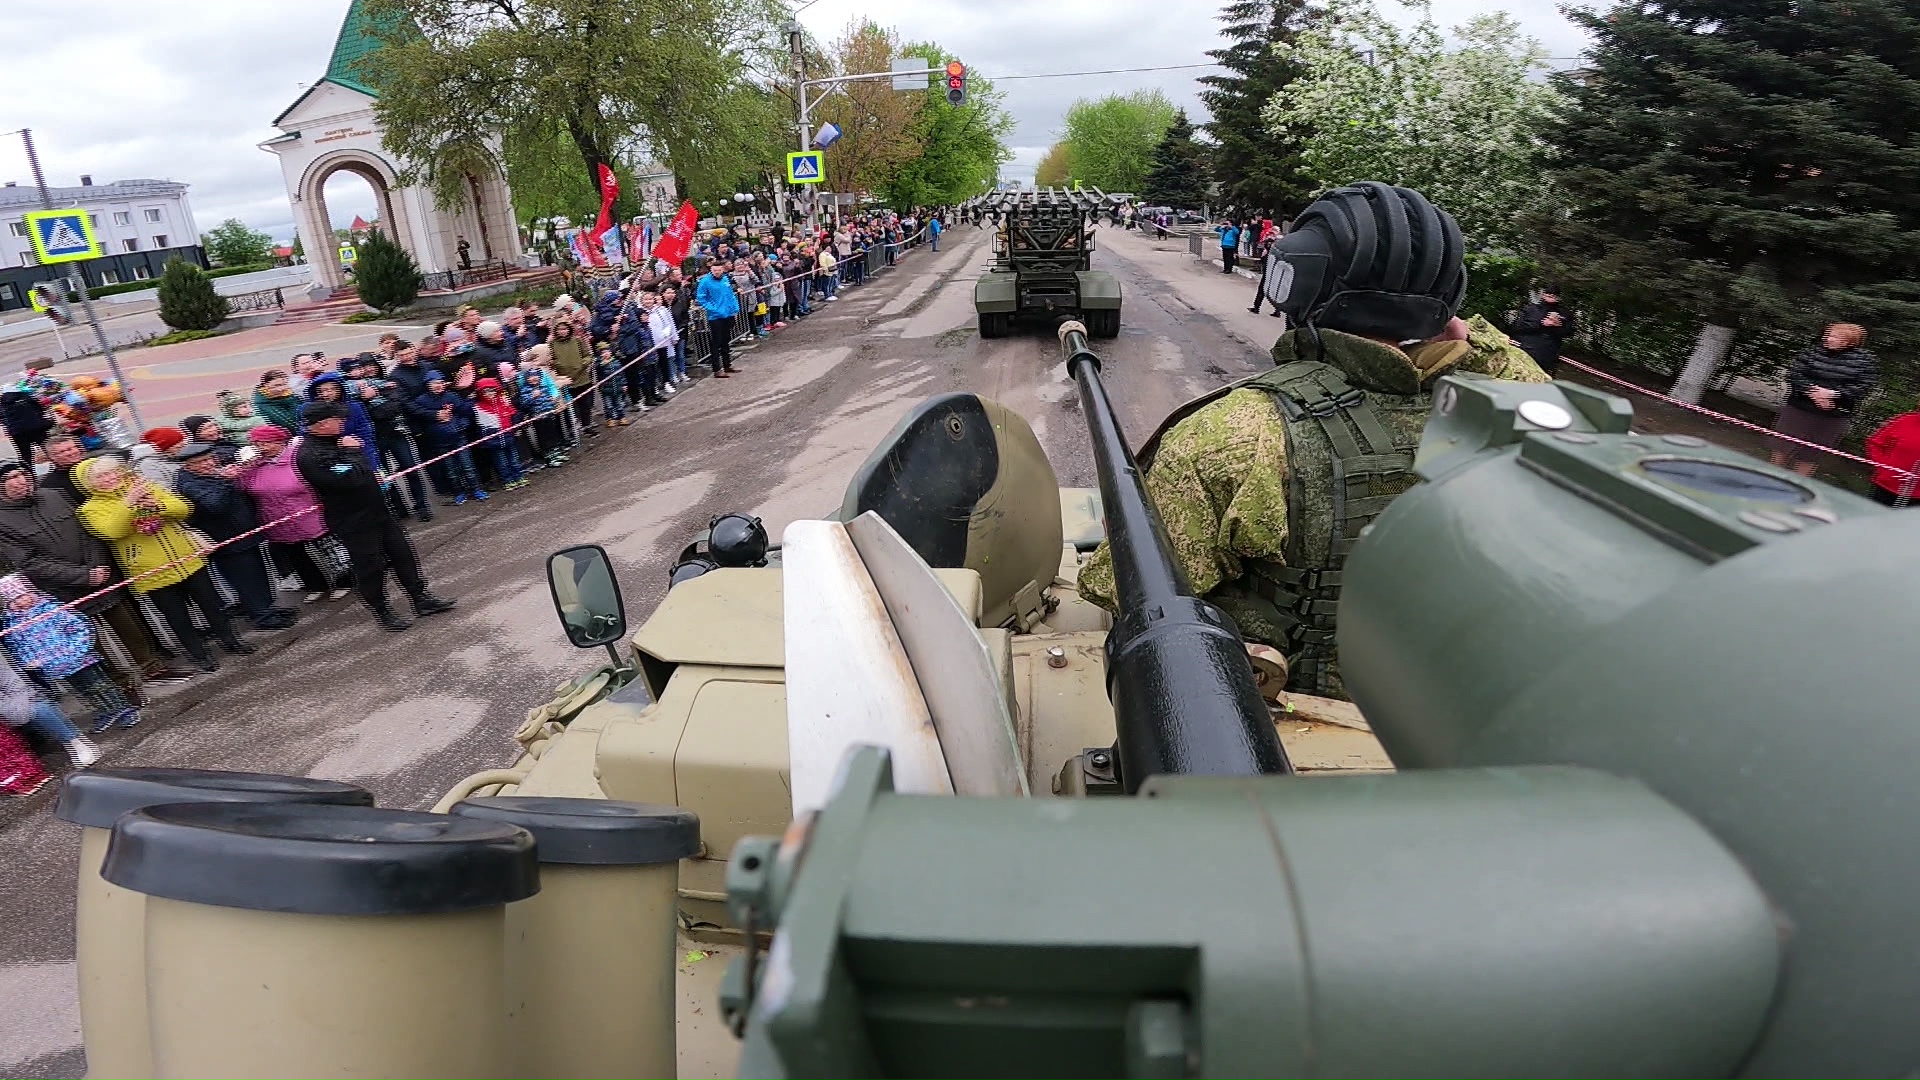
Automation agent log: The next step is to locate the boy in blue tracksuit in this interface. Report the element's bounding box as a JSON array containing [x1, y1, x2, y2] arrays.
[[405, 370, 485, 504], [1217, 221, 1241, 274], [930, 216, 942, 251]]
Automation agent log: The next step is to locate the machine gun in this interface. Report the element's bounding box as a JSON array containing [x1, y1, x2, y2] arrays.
[[1056, 319, 1289, 787], [722, 366, 1920, 1076]]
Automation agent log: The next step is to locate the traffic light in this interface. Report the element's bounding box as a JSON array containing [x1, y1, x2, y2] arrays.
[[946, 61, 967, 106], [28, 282, 72, 327]]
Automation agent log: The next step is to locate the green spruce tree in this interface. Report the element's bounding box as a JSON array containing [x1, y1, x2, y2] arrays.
[[1142, 110, 1210, 209], [156, 259, 229, 331], [1199, 0, 1317, 216], [353, 228, 422, 312], [1533, 0, 1920, 405]]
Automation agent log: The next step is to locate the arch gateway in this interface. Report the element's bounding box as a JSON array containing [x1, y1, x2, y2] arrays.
[[260, 0, 518, 300]]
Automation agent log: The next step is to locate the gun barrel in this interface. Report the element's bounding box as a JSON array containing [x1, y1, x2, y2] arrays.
[[1058, 321, 1292, 788]]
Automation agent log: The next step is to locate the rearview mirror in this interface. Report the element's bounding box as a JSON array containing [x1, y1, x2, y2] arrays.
[[547, 544, 628, 651]]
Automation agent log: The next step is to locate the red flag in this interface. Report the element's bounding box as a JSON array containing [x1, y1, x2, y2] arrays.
[[650, 201, 700, 267], [582, 163, 620, 267]]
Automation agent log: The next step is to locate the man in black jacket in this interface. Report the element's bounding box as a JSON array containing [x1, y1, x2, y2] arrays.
[[1509, 287, 1575, 375], [174, 443, 297, 631], [0, 461, 196, 695], [294, 400, 455, 632]]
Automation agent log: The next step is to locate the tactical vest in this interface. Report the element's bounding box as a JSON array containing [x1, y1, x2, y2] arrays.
[[1139, 359, 1432, 696]]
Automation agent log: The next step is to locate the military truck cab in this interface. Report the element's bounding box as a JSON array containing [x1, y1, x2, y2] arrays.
[[970, 187, 1124, 339]]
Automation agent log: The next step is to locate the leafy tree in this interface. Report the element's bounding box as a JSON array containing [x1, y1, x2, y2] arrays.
[[816, 21, 925, 195], [1199, 0, 1317, 215], [879, 42, 1014, 207], [1035, 142, 1074, 188], [201, 219, 274, 268], [1264, 0, 1560, 252], [156, 259, 229, 331], [289, 234, 304, 259], [1532, 0, 1920, 407], [1142, 109, 1209, 208], [361, 0, 788, 218], [353, 228, 422, 312], [1062, 90, 1178, 194]]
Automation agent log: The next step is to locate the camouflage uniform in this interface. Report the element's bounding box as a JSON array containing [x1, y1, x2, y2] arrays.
[[1080, 315, 1548, 699]]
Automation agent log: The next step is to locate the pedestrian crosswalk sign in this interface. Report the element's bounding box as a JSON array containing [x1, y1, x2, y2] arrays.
[[23, 209, 101, 265], [786, 150, 824, 185]]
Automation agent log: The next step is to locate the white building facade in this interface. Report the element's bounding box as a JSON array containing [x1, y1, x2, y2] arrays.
[[0, 179, 206, 311]]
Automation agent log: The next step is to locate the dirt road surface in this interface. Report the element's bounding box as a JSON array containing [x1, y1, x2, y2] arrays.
[[0, 222, 1284, 1078]]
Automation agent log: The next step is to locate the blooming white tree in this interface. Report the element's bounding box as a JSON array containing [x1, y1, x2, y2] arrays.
[[1262, 0, 1562, 251]]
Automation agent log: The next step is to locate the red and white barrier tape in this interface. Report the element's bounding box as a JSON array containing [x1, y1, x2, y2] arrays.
[[1549, 352, 1918, 481], [0, 223, 933, 643]]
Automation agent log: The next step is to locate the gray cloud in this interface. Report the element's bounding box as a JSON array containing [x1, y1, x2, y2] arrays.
[[0, 0, 1587, 240]]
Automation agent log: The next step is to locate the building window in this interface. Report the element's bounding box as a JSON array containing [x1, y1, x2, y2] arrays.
[[113, 211, 131, 226], [123, 238, 139, 252], [89, 214, 100, 230], [16, 252, 32, 267], [0, 284, 15, 304], [132, 266, 151, 280], [143, 208, 163, 223], [98, 270, 119, 285], [152, 234, 168, 248], [6, 221, 23, 237]]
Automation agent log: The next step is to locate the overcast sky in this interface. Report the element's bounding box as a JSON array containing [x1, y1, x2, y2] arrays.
[[0, 0, 1588, 244]]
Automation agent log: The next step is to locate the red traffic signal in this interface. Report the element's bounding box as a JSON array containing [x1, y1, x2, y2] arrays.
[[945, 61, 967, 106]]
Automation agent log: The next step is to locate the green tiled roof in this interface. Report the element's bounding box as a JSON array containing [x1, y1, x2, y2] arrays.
[[323, 0, 418, 98]]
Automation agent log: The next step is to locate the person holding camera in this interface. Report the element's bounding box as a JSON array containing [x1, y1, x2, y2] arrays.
[[1510, 286, 1577, 376]]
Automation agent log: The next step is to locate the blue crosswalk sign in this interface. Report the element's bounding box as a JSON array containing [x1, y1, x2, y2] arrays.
[[786, 151, 824, 185], [23, 209, 101, 265]]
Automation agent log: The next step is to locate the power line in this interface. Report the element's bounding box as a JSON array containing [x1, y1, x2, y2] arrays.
[[990, 62, 1223, 81]]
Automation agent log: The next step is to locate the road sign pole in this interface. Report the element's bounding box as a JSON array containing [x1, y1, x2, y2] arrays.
[[21, 129, 147, 434]]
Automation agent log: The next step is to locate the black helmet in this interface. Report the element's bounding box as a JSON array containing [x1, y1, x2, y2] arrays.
[[1261, 181, 1466, 342], [668, 555, 719, 588], [708, 514, 769, 568]]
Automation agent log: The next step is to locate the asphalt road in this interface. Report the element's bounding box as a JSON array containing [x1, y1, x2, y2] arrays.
[[0, 222, 1281, 1078]]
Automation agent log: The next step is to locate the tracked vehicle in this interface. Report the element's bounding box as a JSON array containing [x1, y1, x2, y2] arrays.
[[67, 324, 1920, 1077]]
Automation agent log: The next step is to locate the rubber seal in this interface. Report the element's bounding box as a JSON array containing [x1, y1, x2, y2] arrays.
[[101, 802, 539, 915], [450, 797, 700, 866], [55, 767, 373, 829]]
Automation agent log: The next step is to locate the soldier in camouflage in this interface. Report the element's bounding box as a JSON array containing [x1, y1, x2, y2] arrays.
[[1081, 182, 1548, 700]]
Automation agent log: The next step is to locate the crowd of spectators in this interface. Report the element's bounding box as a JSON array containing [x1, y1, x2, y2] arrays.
[[0, 208, 938, 795]]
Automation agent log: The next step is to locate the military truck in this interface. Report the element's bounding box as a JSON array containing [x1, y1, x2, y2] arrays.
[[77, 324, 1920, 1077], [966, 187, 1126, 340]]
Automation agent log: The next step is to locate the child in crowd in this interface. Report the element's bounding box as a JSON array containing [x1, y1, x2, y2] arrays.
[[213, 390, 258, 440], [407, 370, 486, 505], [0, 650, 102, 787], [0, 574, 138, 735], [595, 343, 630, 427], [472, 378, 527, 491]]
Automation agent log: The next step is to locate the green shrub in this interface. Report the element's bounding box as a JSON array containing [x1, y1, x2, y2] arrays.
[[146, 329, 219, 346], [354, 229, 422, 312], [340, 310, 388, 324], [156, 259, 229, 331], [1461, 253, 1536, 328]]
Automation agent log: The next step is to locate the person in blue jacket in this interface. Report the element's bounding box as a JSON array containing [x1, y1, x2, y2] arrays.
[[405, 370, 485, 505], [1217, 220, 1241, 274], [694, 260, 740, 378], [303, 372, 380, 472]]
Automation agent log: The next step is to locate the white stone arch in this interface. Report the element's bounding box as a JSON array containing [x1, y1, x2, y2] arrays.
[[295, 148, 418, 293]]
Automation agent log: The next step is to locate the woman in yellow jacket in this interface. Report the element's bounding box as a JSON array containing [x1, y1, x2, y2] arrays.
[[72, 456, 255, 673]]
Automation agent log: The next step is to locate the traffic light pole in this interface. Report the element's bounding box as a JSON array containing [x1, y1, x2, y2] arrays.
[[19, 128, 147, 435], [790, 60, 932, 234]]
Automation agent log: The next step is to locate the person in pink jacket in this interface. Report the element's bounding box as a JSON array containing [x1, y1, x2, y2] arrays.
[[232, 424, 350, 603]]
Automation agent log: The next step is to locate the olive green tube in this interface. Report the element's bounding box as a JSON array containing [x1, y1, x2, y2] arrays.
[[144, 899, 510, 1079], [505, 862, 679, 1077], [449, 796, 701, 1079]]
